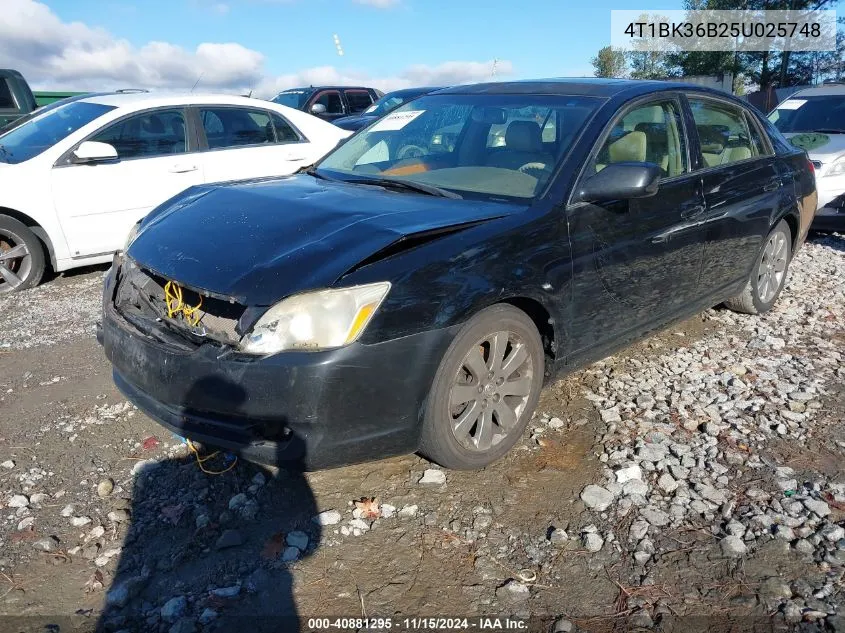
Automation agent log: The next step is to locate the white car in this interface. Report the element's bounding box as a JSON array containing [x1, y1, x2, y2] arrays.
[[768, 84, 845, 231], [0, 91, 351, 292]]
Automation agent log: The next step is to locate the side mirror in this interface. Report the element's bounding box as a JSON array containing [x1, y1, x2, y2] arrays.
[[575, 162, 661, 203], [72, 141, 118, 164], [310, 103, 327, 115]]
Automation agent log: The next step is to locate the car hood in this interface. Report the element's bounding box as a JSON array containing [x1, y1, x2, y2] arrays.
[[127, 175, 519, 305], [784, 132, 845, 163]]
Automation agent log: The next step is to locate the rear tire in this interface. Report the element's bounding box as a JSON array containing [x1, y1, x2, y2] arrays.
[[724, 219, 791, 315], [419, 304, 544, 470], [0, 215, 46, 293]]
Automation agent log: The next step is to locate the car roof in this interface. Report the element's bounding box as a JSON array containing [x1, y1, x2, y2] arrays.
[[381, 86, 442, 97], [76, 91, 288, 109], [787, 84, 845, 97], [435, 77, 729, 99]]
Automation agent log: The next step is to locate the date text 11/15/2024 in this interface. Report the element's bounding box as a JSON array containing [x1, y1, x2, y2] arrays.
[[307, 617, 530, 630]]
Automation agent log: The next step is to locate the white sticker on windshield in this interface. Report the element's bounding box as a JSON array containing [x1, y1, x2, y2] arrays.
[[369, 110, 425, 131], [778, 99, 806, 110]]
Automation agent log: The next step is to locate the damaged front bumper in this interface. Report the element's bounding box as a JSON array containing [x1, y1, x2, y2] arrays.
[[98, 259, 456, 470]]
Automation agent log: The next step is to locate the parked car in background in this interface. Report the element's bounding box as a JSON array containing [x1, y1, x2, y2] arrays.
[[332, 87, 443, 131], [101, 79, 816, 471], [0, 92, 350, 293], [769, 84, 845, 232], [0, 69, 38, 130], [270, 86, 383, 122]]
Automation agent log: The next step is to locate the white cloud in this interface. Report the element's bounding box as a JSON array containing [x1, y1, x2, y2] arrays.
[[0, 0, 510, 97], [353, 0, 401, 8], [0, 0, 263, 91]]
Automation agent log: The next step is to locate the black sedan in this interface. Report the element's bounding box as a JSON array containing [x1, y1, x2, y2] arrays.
[[332, 86, 442, 131], [100, 79, 816, 471]]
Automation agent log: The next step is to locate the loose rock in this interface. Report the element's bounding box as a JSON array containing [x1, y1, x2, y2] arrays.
[[580, 485, 615, 511], [419, 469, 447, 485], [721, 536, 748, 558]]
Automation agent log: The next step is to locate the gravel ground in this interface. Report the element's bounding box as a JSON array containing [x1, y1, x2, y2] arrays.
[[0, 236, 842, 633], [0, 267, 104, 350]]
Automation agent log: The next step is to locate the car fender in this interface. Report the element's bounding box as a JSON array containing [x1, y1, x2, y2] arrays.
[[0, 163, 73, 268]]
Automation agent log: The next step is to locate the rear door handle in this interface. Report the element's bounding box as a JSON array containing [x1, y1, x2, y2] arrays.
[[169, 164, 198, 173], [763, 180, 781, 192]]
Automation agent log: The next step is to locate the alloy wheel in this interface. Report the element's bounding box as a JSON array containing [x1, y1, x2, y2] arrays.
[[448, 331, 534, 452], [757, 231, 788, 304], [0, 229, 32, 293]]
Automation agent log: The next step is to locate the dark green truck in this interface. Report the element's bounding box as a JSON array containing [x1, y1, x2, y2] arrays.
[[0, 69, 38, 129], [0, 69, 87, 129]]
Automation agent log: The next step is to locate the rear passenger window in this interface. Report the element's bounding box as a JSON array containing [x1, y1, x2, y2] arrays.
[[270, 112, 301, 143], [688, 98, 759, 167], [593, 100, 687, 178], [344, 90, 374, 113], [200, 107, 275, 149], [745, 113, 771, 156]]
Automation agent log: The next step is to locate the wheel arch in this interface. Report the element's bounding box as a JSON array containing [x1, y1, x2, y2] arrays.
[[493, 296, 557, 378], [0, 206, 56, 270], [778, 210, 800, 252]]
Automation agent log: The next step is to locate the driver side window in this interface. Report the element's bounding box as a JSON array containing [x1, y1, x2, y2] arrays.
[[91, 109, 188, 159], [593, 100, 687, 179]]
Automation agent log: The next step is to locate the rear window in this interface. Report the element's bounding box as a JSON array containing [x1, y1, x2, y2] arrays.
[[0, 79, 17, 110]]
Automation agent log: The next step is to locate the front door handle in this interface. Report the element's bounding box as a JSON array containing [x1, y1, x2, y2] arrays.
[[285, 155, 307, 161], [169, 164, 198, 173], [763, 180, 781, 192]]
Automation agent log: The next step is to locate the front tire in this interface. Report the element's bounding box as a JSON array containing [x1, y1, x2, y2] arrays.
[[724, 219, 792, 315], [0, 215, 46, 294], [419, 304, 544, 470]]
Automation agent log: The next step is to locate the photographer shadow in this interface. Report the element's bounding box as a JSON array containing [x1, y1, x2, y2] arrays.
[[96, 375, 320, 633]]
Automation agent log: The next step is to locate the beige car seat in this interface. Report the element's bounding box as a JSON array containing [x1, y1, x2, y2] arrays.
[[595, 130, 647, 171]]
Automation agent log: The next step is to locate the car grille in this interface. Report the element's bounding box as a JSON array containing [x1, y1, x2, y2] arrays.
[[114, 260, 246, 346]]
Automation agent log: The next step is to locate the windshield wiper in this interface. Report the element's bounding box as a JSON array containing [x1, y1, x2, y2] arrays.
[[810, 128, 845, 134], [296, 164, 333, 180], [343, 175, 462, 199]]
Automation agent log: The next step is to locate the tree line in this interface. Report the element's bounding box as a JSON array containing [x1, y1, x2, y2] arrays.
[[591, 0, 844, 94]]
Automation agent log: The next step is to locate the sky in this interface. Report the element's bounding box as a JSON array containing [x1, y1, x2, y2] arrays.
[[2, 0, 682, 98]]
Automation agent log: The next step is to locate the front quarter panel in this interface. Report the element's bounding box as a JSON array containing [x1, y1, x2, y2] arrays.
[[0, 160, 73, 267], [343, 211, 568, 351]]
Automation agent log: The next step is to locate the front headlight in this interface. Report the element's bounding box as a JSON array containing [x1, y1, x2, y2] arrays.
[[123, 222, 141, 252], [240, 282, 391, 355], [824, 156, 845, 177]]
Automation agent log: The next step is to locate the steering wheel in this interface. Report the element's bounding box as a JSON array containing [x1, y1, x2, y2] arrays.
[[518, 162, 553, 180], [396, 144, 427, 160]]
